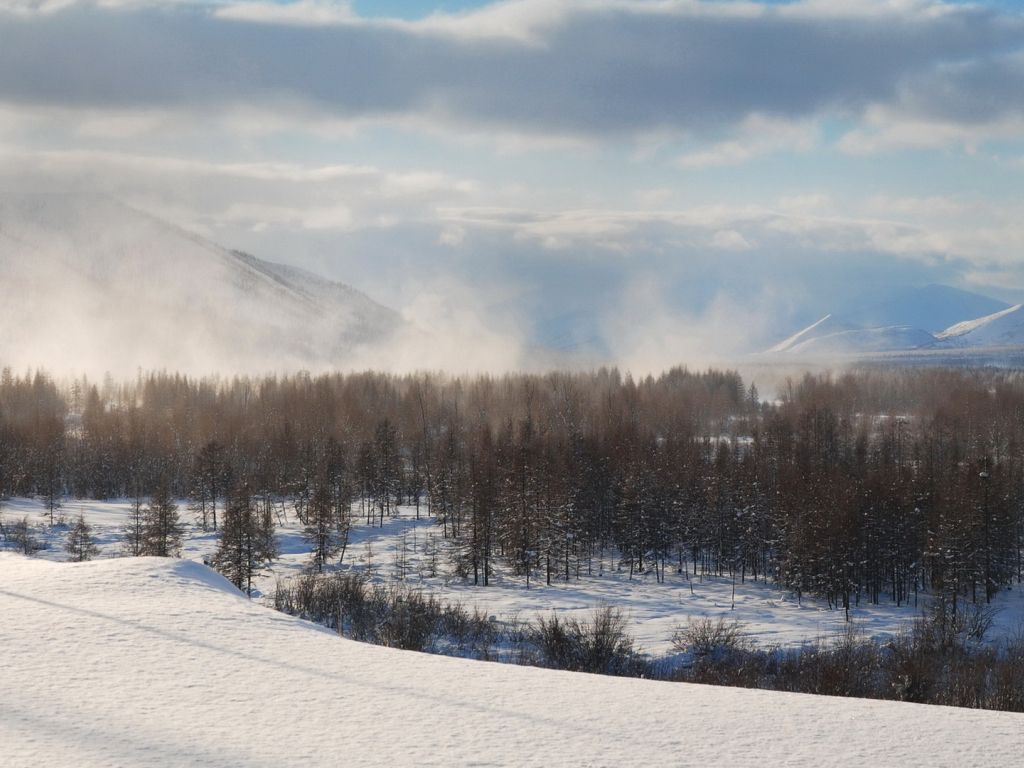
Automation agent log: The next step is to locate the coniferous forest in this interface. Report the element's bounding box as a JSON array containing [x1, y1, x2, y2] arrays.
[[1, 364, 1023, 615]]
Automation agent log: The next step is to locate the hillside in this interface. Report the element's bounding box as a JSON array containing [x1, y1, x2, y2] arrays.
[[938, 304, 1024, 347], [1, 554, 1022, 767], [765, 285, 1023, 359], [0, 193, 400, 375], [786, 325, 938, 356]]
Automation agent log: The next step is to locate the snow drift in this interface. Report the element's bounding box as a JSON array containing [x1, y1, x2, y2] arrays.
[[1, 554, 1021, 767]]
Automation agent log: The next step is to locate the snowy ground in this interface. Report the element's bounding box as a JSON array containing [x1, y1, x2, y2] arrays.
[[4, 496, 1024, 654], [1, 554, 1022, 767]]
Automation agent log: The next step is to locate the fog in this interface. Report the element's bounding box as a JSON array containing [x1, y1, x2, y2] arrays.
[[0, 190, 810, 383]]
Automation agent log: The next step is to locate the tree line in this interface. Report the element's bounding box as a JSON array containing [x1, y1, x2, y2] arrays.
[[1, 365, 1023, 608]]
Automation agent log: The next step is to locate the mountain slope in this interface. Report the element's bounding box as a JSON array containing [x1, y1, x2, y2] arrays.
[[767, 314, 858, 354], [2, 554, 1022, 767], [0, 193, 401, 375], [766, 315, 938, 357], [938, 304, 1024, 347], [787, 325, 938, 356]]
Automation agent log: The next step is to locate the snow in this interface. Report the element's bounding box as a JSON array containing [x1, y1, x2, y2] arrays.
[[786, 325, 937, 356], [1, 553, 1022, 767], [765, 316, 938, 357], [766, 314, 851, 353], [764, 286, 1022, 358], [7, 497, 1024, 655], [0, 192, 400, 376], [938, 304, 1024, 346]]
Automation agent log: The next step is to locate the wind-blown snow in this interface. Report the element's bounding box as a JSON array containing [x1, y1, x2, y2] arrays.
[[0, 192, 400, 376], [766, 314, 851, 353], [1, 554, 1021, 767]]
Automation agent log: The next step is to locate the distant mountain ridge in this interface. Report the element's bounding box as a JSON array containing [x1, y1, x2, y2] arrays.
[[0, 193, 402, 375], [838, 284, 1011, 334], [765, 285, 1024, 358]]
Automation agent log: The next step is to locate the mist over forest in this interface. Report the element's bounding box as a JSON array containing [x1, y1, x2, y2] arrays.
[[4, 1, 1024, 763]]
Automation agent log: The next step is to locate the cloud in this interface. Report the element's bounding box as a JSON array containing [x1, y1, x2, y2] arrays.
[[0, 1, 1020, 141], [215, 0, 356, 26], [0, 146, 478, 237], [676, 115, 819, 168]]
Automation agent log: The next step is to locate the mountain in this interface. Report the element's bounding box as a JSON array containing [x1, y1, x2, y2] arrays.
[[766, 314, 858, 354], [765, 284, 1017, 358], [838, 284, 1011, 334], [783, 325, 938, 357], [4, 554, 1022, 767], [0, 193, 401, 375], [938, 304, 1024, 347], [766, 314, 938, 357]]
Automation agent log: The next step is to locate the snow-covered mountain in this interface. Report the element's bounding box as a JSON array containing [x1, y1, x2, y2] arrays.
[[3, 554, 1022, 767], [765, 285, 1024, 359], [783, 325, 938, 356], [937, 304, 1024, 347], [767, 314, 859, 354], [0, 193, 401, 374]]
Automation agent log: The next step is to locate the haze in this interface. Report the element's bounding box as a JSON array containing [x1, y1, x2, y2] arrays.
[[2, 0, 1024, 374]]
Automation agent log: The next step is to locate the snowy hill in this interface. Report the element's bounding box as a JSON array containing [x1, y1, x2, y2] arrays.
[[786, 325, 939, 356], [767, 314, 938, 357], [764, 285, 1024, 359], [0, 193, 400, 375], [766, 314, 858, 354], [938, 304, 1024, 347], [2, 554, 1022, 767]]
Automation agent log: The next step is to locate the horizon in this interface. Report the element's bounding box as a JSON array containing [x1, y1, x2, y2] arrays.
[[2, 0, 1024, 374]]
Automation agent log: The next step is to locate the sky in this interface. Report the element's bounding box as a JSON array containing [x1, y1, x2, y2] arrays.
[[1, 0, 1023, 366]]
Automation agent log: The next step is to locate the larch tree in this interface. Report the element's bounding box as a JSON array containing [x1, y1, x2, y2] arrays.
[[304, 479, 342, 572], [214, 483, 277, 596], [66, 514, 100, 561], [143, 481, 185, 557]]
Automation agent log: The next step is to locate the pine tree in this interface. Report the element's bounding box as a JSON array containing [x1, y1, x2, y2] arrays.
[[66, 514, 100, 561], [214, 484, 277, 596], [143, 481, 185, 557]]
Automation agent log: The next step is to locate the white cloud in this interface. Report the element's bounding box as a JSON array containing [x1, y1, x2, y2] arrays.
[[677, 115, 819, 169], [1, 0, 1020, 141], [214, 0, 356, 26], [710, 229, 754, 251]]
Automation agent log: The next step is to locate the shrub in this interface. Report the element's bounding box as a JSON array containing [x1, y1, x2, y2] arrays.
[[671, 616, 748, 661]]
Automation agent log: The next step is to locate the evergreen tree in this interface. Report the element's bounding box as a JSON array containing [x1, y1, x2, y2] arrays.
[[66, 514, 100, 561], [214, 484, 277, 596], [143, 481, 185, 557]]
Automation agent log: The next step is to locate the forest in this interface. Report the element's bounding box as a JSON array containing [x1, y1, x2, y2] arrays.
[[1, 364, 1023, 617]]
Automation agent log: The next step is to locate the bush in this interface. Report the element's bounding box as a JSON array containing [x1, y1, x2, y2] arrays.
[[671, 617, 748, 661], [533, 605, 645, 676]]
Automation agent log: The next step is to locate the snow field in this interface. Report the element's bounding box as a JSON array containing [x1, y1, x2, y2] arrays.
[[6, 496, 1024, 655], [1, 554, 1022, 767]]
